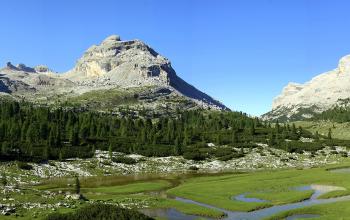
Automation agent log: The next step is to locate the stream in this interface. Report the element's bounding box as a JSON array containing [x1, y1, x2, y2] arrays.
[[69, 169, 350, 219], [140, 171, 350, 220]]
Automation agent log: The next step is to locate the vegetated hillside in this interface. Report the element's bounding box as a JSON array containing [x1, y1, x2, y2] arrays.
[[292, 121, 350, 141], [0, 35, 227, 113], [0, 100, 348, 164], [263, 54, 350, 122], [311, 99, 350, 123], [291, 101, 350, 140]]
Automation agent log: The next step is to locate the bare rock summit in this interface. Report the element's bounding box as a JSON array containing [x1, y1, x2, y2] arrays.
[[263, 54, 350, 121]]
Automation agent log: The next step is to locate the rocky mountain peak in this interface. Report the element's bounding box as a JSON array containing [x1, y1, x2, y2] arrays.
[[101, 35, 121, 44], [65, 35, 172, 87], [338, 55, 350, 74], [263, 53, 350, 121]]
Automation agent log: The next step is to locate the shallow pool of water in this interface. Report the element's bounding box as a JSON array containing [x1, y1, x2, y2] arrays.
[[151, 185, 350, 220], [329, 167, 350, 173], [234, 193, 269, 203], [141, 208, 212, 220]]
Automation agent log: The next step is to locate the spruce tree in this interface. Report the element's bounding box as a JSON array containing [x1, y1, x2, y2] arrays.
[[1, 173, 7, 187], [232, 131, 238, 144], [75, 176, 81, 194], [314, 131, 319, 141], [328, 128, 332, 140], [109, 144, 113, 160]]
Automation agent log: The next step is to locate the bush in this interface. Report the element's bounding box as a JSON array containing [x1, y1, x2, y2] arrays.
[[218, 154, 233, 161], [215, 147, 232, 157], [189, 166, 199, 170], [112, 156, 137, 165], [46, 203, 153, 220], [183, 148, 207, 161], [17, 161, 33, 170]]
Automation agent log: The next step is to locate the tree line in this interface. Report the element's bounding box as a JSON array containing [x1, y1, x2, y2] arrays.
[[0, 101, 346, 162]]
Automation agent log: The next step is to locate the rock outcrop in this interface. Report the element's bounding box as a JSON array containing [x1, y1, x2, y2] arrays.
[[263, 54, 350, 121]]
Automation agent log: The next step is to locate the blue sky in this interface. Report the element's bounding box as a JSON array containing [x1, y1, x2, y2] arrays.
[[1, 0, 350, 116]]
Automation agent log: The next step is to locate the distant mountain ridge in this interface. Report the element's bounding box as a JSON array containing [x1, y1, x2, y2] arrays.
[[263, 54, 350, 121], [0, 35, 228, 111]]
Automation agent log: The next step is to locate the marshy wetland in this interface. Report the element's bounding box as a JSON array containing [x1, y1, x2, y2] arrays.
[[3, 161, 350, 220]]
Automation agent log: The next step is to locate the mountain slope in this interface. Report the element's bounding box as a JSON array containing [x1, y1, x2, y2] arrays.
[[0, 35, 228, 111], [263, 55, 350, 121]]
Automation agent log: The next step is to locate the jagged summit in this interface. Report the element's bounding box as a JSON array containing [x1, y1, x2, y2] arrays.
[[64, 35, 171, 87], [0, 35, 228, 111], [263, 54, 350, 121], [3, 62, 54, 74], [5, 62, 36, 73]]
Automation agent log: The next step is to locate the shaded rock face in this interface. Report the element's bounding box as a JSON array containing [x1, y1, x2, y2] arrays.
[[263, 54, 350, 121], [0, 76, 35, 93], [6, 62, 36, 73]]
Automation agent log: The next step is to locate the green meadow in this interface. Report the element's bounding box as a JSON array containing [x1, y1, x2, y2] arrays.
[[4, 162, 350, 219]]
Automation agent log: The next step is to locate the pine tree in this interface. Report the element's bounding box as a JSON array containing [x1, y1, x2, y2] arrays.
[[48, 127, 56, 148], [75, 176, 81, 194], [250, 123, 255, 135], [276, 120, 280, 133], [328, 128, 332, 140], [109, 144, 113, 160], [70, 125, 79, 146], [268, 132, 275, 146], [314, 131, 319, 141], [174, 138, 182, 155], [232, 131, 238, 144], [43, 145, 49, 160], [292, 123, 297, 134], [59, 150, 63, 161], [1, 173, 7, 187]]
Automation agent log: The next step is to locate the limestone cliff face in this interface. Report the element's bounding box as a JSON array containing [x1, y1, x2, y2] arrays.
[[263, 55, 350, 121], [64, 35, 171, 87]]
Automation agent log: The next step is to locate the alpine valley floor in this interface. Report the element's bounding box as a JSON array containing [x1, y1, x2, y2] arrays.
[[2, 148, 350, 219]]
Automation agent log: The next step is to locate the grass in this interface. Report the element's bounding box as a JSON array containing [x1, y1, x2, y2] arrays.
[[83, 180, 171, 194], [247, 190, 314, 204], [264, 201, 350, 220], [294, 121, 350, 140], [168, 162, 350, 212], [317, 190, 350, 199], [151, 197, 225, 218], [66, 88, 139, 109], [8, 162, 350, 219]]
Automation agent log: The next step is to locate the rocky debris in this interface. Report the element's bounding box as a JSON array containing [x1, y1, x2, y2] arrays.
[[34, 65, 52, 73], [0, 204, 15, 216], [65, 193, 83, 200], [0, 145, 348, 187], [263, 54, 350, 121], [0, 77, 36, 93]]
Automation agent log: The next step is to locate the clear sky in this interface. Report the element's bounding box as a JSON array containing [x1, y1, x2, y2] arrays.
[[1, 0, 350, 116]]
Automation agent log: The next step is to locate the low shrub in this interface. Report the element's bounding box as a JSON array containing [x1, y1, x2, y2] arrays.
[[46, 203, 153, 220], [112, 156, 137, 165], [17, 161, 33, 170]]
